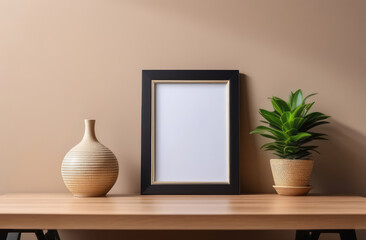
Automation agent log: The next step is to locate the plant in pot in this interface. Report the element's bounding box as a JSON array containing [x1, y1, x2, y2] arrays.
[[250, 90, 330, 196]]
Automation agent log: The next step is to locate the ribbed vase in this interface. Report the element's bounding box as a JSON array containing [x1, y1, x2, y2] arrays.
[[62, 119, 119, 197]]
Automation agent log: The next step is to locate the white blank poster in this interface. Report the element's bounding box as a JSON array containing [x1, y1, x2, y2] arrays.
[[154, 82, 229, 183]]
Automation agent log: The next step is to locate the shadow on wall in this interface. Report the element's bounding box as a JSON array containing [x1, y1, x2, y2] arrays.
[[239, 73, 271, 194], [239, 74, 256, 193], [313, 121, 366, 196]]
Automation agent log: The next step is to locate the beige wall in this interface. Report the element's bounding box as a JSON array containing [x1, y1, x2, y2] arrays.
[[1, 0, 365, 239]]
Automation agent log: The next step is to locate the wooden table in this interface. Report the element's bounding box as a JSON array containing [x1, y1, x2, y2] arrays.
[[0, 194, 365, 240]]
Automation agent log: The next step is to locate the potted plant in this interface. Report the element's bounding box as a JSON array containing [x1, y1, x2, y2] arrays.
[[250, 90, 330, 196]]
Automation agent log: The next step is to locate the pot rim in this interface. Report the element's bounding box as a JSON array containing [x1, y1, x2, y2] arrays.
[[270, 158, 314, 162]]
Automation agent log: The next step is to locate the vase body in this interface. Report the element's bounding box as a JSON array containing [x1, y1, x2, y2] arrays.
[[62, 120, 119, 197], [270, 159, 314, 196]]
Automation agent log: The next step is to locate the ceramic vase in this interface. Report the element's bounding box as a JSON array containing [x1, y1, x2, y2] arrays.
[[62, 119, 119, 197], [270, 159, 314, 196]]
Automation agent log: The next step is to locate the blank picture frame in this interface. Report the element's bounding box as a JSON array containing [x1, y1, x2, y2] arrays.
[[154, 81, 229, 184], [141, 70, 240, 194]]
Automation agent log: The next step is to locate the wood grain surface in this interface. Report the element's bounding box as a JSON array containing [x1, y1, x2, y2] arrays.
[[0, 194, 365, 230]]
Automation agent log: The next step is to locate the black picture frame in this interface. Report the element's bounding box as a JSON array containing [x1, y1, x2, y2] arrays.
[[141, 70, 240, 195]]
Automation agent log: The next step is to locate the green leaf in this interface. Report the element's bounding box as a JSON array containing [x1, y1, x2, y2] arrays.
[[293, 117, 305, 129], [298, 132, 328, 144], [290, 90, 303, 110], [271, 97, 290, 115], [261, 142, 281, 150], [303, 102, 315, 115], [284, 146, 300, 154], [308, 132, 327, 137], [302, 121, 330, 131], [250, 126, 288, 140], [292, 132, 311, 141], [299, 146, 320, 154], [280, 112, 292, 124], [292, 150, 312, 159], [302, 146, 319, 150], [305, 112, 330, 122], [288, 91, 294, 106], [259, 109, 282, 129], [282, 121, 295, 132], [285, 128, 298, 136], [301, 112, 330, 131], [303, 93, 317, 103], [259, 134, 278, 140], [292, 104, 307, 117]]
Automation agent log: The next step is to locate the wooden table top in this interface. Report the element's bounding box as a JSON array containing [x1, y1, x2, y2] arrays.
[[0, 193, 365, 230]]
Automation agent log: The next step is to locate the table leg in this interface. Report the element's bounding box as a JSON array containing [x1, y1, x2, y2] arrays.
[[0, 231, 20, 240], [309, 231, 320, 240], [5, 232, 20, 240], [295, 230, 357, 240], [0, 230, 60, 240], [35, 230, 47, 240], [45, 230, 60, 240], [295, 230, 311, 240], [0, 230, 7, 240], [0, 231, 8, 240], [340, 230, 357, 240]]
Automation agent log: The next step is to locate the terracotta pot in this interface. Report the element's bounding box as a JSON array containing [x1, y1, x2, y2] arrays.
[[61, 120, 119, 197], [270, 159, 314, 196]]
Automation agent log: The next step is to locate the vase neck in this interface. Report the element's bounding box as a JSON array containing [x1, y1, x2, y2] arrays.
[[82, 119, 98, 142]]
